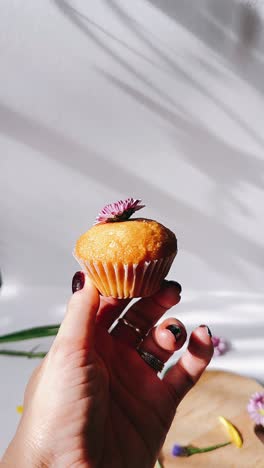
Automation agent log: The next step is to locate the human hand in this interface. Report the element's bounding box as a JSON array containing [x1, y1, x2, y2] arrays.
[[1, 273, 213, 468]]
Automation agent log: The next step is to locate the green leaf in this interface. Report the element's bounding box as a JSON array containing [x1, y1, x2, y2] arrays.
[[0, 324, 60, 343], [0, 349, 47, 358]]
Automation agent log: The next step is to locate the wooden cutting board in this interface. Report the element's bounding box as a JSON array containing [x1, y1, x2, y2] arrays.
[[158, 370, 264, 468]]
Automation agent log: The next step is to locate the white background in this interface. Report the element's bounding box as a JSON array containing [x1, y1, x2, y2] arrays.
[[0, 0, 264, 455]]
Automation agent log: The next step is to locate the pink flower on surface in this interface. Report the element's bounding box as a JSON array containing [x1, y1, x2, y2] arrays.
[[212, 336, 229, 357], [247, 392, 264, 426], [95, 198, 145, 224]]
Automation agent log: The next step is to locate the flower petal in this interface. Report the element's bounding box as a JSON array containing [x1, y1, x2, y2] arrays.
[[16, 405, 23, 414], [212, 336, 230, 357], [247, 391, 264, 426], [219, 416, 243, 448], [95, 198, 145, 224]]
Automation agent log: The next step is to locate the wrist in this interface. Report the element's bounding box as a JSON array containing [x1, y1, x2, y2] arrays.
[[1, 435, 95, 468], [1, 436, 49, 468]]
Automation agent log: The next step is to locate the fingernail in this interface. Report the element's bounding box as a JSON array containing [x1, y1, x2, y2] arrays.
[[164, 280, 182, 293], [200, 324, 212, 338], [72, 271, 85, 293], [166, 324, 182, 339]]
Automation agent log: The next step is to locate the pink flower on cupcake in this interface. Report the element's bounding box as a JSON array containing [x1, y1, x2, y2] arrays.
[[95, 198, 145, 224]]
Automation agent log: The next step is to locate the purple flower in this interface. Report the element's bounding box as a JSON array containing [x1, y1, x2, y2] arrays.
[[247, 392, 264, 426], [171, 444, 185, 457], [171, 442, 230, 457], [212, 335, 229, 357], [95, 198, 145, 224]]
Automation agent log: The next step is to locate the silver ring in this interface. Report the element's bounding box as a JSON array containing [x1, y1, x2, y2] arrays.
[[117, 317, 143, 337], [137, 349, 164, 373]]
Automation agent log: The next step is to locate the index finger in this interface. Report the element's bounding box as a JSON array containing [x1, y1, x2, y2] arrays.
[[121, 280, 181, 332], [110, 280, 182, 346], [96, 296, 131, 329]]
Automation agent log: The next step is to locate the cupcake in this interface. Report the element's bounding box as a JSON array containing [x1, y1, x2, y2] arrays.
[[74, 198, 177, 298]]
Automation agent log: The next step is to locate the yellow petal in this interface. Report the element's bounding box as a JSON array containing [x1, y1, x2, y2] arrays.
[[219, 416, 243, 448], [16, 405, 24, 414]]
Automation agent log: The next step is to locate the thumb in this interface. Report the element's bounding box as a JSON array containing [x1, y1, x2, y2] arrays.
[[55, 272, 100, 350]]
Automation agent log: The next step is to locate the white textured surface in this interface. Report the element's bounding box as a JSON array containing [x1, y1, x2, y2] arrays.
[[1, 0, 264, 455]]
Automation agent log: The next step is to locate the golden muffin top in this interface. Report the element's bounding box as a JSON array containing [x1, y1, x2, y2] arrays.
[[75, 218, 177, 264]]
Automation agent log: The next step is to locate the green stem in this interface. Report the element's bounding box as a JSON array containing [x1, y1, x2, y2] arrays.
[[0, 324, 60, 343], [0, 349, 47, 358], [187, 441, 231, 455]]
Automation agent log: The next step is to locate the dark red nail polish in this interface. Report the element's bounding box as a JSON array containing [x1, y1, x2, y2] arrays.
[[72, 271, 85, 293], [166, 324, 182, 339], [164, 280, 182, 293], [200, 324, 212, 337]]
